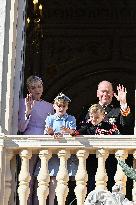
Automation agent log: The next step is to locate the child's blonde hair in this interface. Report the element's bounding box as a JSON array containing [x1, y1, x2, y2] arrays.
[[54, 92, 71, 105], [88, 104, 105, 115]]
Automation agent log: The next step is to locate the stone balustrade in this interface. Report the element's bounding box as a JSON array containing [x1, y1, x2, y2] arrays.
[[0, 134, 136, 205]]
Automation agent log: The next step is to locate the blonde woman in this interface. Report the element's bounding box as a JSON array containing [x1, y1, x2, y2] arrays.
[[18, 75, 54, 204]]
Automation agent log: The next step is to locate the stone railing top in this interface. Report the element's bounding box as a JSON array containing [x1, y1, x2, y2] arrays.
[[0, 135, 136, 153]]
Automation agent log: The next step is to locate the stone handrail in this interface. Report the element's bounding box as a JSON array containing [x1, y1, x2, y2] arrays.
[[2, 134, 136, 149], [0, 134, 136, 205]]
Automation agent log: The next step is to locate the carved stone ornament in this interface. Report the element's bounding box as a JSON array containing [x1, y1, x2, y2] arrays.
[[84, 184, 135, 205]]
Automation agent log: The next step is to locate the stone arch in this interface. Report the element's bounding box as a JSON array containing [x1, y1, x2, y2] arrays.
[[42, 61, 135, 122]]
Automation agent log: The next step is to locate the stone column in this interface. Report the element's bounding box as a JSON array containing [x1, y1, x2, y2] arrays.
[[12, 0, 26, 134], [0, 0, 19, 134], [37, 150, 52, 205], [56, 150, 70, 205], [74, 149, 89, 205], [114, 150, 128, 195], [0, 0, 6, 132], [4, 150, 14, 205], [95, 149, 109, 190], [18, 149, 32, 205]]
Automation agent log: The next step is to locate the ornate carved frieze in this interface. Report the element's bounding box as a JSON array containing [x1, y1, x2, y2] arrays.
[[43, 37, 112, 76], [45, 0, 136, 25]]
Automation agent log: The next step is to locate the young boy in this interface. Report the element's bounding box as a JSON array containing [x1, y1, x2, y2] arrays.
[[78, 103, 119, 135], [78, 104, 120, 193], [45, 92, 78, 205]]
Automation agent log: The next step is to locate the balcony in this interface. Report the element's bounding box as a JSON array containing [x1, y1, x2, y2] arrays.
[[0, 134, 136, 205]]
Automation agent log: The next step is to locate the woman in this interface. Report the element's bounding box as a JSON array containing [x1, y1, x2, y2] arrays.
[[18, 75, 54, 134], [18, 75, 54, 204]]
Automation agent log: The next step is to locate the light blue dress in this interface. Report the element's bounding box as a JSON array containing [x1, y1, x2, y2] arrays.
[[35, 113, 78, 176], [45, 113, 76, 134]]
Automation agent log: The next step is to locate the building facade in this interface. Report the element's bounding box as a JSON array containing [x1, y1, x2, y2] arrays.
[[0, 0, 136, 205]]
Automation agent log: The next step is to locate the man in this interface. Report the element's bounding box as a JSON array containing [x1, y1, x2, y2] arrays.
[[86, 80, 134, 194], [96, 80, 133, 134]]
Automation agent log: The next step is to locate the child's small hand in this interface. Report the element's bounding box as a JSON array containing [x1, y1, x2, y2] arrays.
[[61, 127, 77, 136], [61, 126, 70, 134], [54, 133, 63, 139], [47, 127, 54, 135], [68, 129, 77, 136]]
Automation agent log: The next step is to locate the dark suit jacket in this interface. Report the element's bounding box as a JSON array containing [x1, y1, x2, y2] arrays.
[[78, 120, 120, 135], [103, 104, 134, 134]]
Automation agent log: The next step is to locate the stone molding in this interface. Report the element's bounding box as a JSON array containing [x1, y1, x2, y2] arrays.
[[2, 135, 136, 150]]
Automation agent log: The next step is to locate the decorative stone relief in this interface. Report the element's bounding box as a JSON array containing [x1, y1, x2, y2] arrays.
[[85, 184, 135, 205], [45, 0, 136, 24], [43, 38, 112, 66]]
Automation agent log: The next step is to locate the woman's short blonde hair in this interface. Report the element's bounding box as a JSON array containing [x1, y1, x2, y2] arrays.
[[88, 104, 105, 115], [26, 75, 43, 88]]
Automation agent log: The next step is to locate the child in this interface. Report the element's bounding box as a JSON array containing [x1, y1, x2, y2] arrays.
[[78, 104, 120, 193], [46, 92, 76, 136], [45, 92, 78, 205], [78, 103, 120, 135]]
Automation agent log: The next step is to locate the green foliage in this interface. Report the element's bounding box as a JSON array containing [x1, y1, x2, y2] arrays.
[[118, 160, 136, 181]]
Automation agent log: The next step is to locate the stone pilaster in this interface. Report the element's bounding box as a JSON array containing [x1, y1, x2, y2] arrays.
[[4, 150, 14, 205], [0, 0, 6, 133], [0, 136, 5, 205]]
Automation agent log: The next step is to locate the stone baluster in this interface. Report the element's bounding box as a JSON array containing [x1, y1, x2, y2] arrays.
[[56, 150, 70, 205], [18, 149, 32, 205], [4, 150, 14, 205], [132, 151, 136, 202], [114, 150, 128, 195], [37, 150, 52, 205], [95, 149, 109, 190], [74, 149, 89, 205]]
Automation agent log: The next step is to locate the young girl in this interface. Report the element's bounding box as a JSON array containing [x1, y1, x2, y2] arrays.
[[36, 92, 78, 205], [46, 92, 76, 136]]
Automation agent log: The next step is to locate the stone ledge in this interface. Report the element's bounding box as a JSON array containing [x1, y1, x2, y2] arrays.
[[0, 135, 136, 153]]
